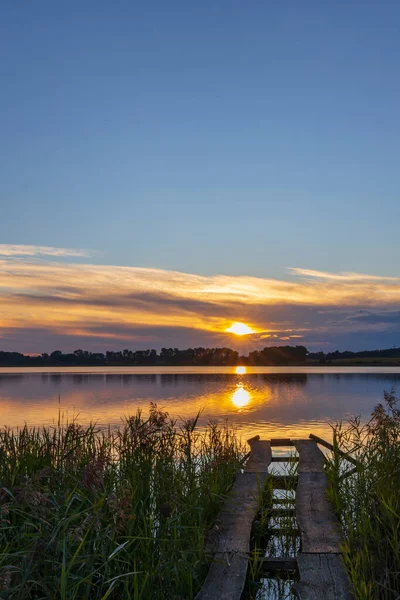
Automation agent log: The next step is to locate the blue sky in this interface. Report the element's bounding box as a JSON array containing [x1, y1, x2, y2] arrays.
[[1, 2, 400, 351]]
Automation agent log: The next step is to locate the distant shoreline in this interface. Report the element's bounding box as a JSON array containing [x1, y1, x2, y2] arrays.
[[2, 345, 400, 368], [1, 360, 400, 370]]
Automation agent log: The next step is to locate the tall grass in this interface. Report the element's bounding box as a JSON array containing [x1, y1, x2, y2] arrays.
[[0, 404, 245, 599], [326, 389, 400, 600]]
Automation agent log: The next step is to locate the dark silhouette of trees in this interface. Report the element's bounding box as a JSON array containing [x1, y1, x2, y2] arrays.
[[247, 345, 308, 366], [0, 347, 239, 366], [308, 347, 400, 363], [1, 345, 399, 367]]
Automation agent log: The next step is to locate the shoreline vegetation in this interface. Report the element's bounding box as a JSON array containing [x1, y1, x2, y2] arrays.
[[1, 345, 400, 368], [0, 406, 245, 599], [327, 389, 400, 600], [0, 394, 398, 598]]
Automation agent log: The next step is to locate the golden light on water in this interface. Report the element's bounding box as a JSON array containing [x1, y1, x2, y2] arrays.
[[235, 365, 247, 375], [226, 322, 255, 336], [231, 384, 251, 408]]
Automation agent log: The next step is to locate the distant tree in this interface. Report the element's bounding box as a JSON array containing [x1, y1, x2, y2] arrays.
[[2, 344, 399, 367]]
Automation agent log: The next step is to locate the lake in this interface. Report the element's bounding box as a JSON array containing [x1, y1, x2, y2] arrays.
[[0, 366, 399, 442]]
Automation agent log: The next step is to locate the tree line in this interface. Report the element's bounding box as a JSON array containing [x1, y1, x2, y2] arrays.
[[0, 345, 308, 366], [308, 347, 400, 363], [1, 345, 399, 367]]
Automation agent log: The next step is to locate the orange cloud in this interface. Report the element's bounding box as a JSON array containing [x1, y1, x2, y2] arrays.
[[1, 248, 400, 351]]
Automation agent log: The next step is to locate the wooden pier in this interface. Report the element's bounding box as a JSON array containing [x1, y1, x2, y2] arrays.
[[195, 434, 353, 600]]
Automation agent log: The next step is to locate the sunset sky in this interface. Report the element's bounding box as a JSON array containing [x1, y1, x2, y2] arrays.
[[1, 2, 400, 353]]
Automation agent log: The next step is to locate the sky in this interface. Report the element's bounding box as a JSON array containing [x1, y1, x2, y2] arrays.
[[1, 1, 400, 353]]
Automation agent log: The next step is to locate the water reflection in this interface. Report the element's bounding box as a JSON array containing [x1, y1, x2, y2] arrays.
[[0, 367, 399, 441], [231, 384, 251, 408]]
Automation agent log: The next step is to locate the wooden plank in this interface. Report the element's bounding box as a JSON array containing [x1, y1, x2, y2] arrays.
[[196, 438, 272, 600], [271, 438, 294, 446], [262, 556, 298, 573], [271, 455, 299, 462], [196, 553, 249, 600], [293, 553, 352, 600], [273, 497, 296, 505], [294, 440, 325, 473], [213, 472, 268, 553], [269, 527, 300, 537], [245, 438, 272, 472], [269, 507, 296, 517], [263, 570, 297, 581], [198, 473, 267, 598], [294, 440, 352, 598], [271, 475, 298, 489], [295, 472, 344, 553], [309, 433, 361, 468]]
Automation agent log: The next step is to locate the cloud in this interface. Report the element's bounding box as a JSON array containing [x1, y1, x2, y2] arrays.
[[346, 310, 400, 325], [0, 244, 92, 258], [289, 267, 400, 283], [0, 325, 227, 352], [0, 256, 400, 352]]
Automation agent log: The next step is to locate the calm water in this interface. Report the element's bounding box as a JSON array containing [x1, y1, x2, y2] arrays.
[[0, 366, 399, 442]]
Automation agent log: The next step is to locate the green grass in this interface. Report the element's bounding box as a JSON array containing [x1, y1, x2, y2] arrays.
[[0, 404, 245, 599], [326, 389, 400, 600]]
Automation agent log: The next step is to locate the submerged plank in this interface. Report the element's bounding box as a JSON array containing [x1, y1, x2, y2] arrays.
[[272, 497, 296, 505], [293, 553, 351, 600], [296, 472, 343, 553], [269, 507, 296, 517], [271, 475, 298, 489], [262, 556, 298, 573], [268, 527, 300, 537], [196, 438, 272, 600]]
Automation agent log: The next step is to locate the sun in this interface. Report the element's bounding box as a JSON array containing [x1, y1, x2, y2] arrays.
[[225, 322, 255, 336]]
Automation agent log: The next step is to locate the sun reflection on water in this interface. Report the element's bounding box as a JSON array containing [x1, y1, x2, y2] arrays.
[[231, 384, 251, 408], [0, 367, 385, 442], [235, 366, 246, 375]]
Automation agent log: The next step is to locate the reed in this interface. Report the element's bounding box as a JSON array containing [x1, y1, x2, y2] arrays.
[[326, 389, 400, 600], [0, 404, 245, 599]]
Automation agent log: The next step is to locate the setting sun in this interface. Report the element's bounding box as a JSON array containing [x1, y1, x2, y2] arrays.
[[235, 366, 247, 375], [226, 322, 255, 336]]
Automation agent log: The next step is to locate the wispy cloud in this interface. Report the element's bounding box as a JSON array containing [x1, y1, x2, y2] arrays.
[[0, 244, 92, 258], [0, 256, 399, 352], [289, 267, 400, 283]]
